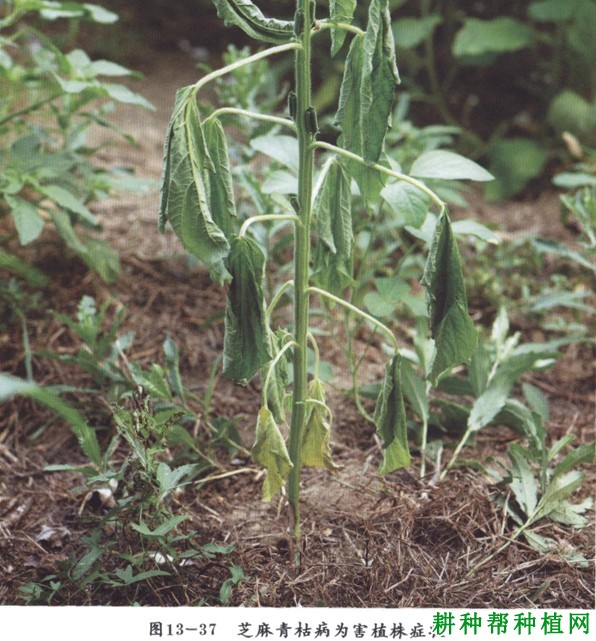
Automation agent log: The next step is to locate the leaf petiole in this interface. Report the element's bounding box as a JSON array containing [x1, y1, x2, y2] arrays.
[[192, 42, 302, 95], [207, 107, 296, 132], [312, 141, 446, 211], [239, 214, 300, 238], [307, 285, 399, 354]]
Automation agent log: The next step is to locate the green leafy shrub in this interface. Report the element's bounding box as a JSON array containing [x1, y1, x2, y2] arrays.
[[0, 0, 152, 283], [390, 0, 596, 198]]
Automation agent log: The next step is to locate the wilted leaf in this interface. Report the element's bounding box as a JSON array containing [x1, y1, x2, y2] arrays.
[[223, 236, 273, 384], [334, 0, 399, 205], [251, 407, 293, 502], [158, 86, 230, 284], [374, 354, 411, 474], [302, 378, 340, 470], [330, 0, 357, 55], [421, 211, 478, 385], [202, 117, 236, 239], [211, 0, 294, 44], [312, 158, 354, 295]]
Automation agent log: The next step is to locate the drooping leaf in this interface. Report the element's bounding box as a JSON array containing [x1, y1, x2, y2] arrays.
[[334, 0, 399, 206], [421, 211, 478, 385], [202, 117, 237, 239], [410, 150, 494, 182], [329, 0, 357, 56], [312, 158, 354, 295], [223, 236, 273, 384], [361, 0, 400, 163], [158, 86, 230, 284], [4, 195, 45, 245], [302, 377, 340, 470], [251, 407, 293, 502], [262, 329, 291, 424], [211, 0, 294, 44], [400, 359, 429, 425], [0, 373, 101, 467], [374, 354, 411, 474], [314, 158, 352, 255]]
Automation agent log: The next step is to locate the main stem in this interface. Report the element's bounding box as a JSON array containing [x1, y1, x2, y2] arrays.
[[287, 0, 314, 559]]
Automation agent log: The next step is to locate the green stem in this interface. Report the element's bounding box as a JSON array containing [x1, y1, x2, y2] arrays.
[[193, 42, 301, 95], [440, 425, 473, 481], [307, 286, 399, 354], [239, 214, 299, 237], [0, 92, 63, 128], [465, 521, 529, 579], [207, 107, 296, 132], [312, 141, 446, 211], [287, 0, 315, 562]]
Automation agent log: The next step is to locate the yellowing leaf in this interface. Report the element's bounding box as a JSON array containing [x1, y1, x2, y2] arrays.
[[251, 407, 292, 502], [302, 378, 340, 470]]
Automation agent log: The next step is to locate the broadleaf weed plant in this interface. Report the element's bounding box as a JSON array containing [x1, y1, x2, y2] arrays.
[[158, 0, 494, 563]]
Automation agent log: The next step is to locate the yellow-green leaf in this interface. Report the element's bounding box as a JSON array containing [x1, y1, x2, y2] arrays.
[[302, 378, 340, 470], [251, 407, 293, 502]]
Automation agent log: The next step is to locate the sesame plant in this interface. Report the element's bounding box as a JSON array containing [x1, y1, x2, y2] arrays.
[[158, 0, 494, 562]]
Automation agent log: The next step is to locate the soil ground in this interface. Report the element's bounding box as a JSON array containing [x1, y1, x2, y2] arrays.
[[0, 50, 594, 608]]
